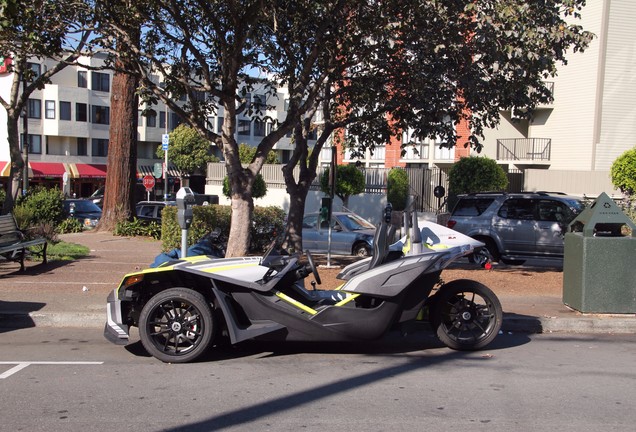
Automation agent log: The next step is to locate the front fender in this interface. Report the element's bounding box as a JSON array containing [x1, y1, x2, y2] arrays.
[[104, 289, 129, 345]]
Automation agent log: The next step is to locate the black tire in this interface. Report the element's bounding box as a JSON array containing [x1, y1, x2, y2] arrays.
[[469, 238, 500, 263], [139, 288, 215, 363], [431, 279, 502, 351], [353, 243, 370, 257]]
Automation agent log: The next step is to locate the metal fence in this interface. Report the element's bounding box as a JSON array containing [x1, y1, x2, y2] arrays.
[[207, 163, 524, 213]]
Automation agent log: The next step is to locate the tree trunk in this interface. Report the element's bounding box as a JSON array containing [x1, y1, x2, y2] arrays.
[[2, 113, 24, 215], [99, 67, 138, 231], [226, 192, 254, 257]]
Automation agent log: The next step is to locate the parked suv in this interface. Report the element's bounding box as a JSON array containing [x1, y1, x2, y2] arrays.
[[447, 192, 585, 264]]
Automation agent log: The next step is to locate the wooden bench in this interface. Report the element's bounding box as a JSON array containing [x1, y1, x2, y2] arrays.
[[0, 214, 48, 271]]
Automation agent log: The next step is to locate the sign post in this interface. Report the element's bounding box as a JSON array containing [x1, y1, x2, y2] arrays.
[[143, 175, 155, 201], [162, 133, 169, 200]]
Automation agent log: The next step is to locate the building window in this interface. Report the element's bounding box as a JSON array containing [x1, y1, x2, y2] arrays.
[[60, 101, 71, 120], [45, 100, 56, 119], [238, 119, 250, 136], [76, 103, 87, 122], [253, 94, 266, 112], [21, 134, 42, 154], [91, 105, 110, 125], [254, 120, 265, 137], [92, 138, 108, 157], [146, 111, 157, 127], [217, 117, 224, 133], [78, 71, 87, 88], [170, 112, 182, 131], [26, 62, 41, 81], [159, 111, 166, 129], [77, 137, 87, 156], [91, 72, 110, 92], [27, 99, 41, 118]]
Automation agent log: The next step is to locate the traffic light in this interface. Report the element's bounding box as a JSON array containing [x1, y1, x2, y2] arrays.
[[320, 197, 332, 223]]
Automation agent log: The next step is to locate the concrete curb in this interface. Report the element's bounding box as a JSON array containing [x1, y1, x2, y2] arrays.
[[2, 311, 635, 334]]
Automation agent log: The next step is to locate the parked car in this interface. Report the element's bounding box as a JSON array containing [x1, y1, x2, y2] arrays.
[[135, 201, 176, 223], [302, 211, 376, 256], [63, 199, 102, 229], [446, 192, 585, 264]]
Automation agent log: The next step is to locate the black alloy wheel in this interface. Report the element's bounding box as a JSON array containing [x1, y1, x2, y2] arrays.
[[432, 279, 502, 351], [139, 288, 215, 363]]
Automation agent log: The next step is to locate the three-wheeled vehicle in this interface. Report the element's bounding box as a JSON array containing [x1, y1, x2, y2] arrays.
[[105, 202, 502, 363]]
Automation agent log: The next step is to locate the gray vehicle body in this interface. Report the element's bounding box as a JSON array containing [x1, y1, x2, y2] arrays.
[[302, 211, 375, 256], [447, 192, 584, 262]]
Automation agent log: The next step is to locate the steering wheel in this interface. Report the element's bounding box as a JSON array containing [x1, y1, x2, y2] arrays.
[[304, 250, 321, 285]]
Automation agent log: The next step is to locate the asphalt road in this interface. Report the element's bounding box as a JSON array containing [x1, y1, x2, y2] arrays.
[[1, 327, 635, 432]]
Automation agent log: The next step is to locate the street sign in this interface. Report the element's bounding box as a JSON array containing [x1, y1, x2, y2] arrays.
[[143, 175, 156, 191], [162, 133, 169, 151], [153, 162, 163, 178]]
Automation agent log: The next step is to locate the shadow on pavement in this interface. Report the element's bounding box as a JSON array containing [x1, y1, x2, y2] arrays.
[[0, 259, 73, 278], [0, 301, 45, 333], [502, 312, 544, 333], [123, 324, 532, 363]]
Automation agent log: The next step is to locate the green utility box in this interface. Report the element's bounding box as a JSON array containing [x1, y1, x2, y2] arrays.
[[563, 193, 636, 313]]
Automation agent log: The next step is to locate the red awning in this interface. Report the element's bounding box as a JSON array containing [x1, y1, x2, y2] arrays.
[[29, 162, 68, 178], [74, 163, 107, 178]]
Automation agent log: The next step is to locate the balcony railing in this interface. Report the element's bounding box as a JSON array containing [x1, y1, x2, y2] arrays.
[[497, 138, 551, 161]]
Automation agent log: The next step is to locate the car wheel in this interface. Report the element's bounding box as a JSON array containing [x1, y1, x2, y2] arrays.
[[469, 238, 500, 263], [431, 279, 502, 351], [353, 243, 370, 257], [139, 287, 215, 363]]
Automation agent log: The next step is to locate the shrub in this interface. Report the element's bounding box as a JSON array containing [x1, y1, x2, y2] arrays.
[[114, 218, 162, 239], [448, 156, 508, 195], [161, 204, 285, 253], [610, 147, 636, 196], [386, 168, 410, 211], [56, 218, 84, 234], [13, 186, 65, 239]]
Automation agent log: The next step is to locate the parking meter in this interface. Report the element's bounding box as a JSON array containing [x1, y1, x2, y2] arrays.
[[176, 187, 195, 229], [176, 187, 196, 257]]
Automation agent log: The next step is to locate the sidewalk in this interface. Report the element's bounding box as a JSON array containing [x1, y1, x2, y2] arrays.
[[1, 231, 635, 334]]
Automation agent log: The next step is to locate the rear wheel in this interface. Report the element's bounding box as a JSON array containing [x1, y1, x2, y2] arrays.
[[469, 238, 500, 263], [431, 279, 502, 351], [139, 288, 215, 363]]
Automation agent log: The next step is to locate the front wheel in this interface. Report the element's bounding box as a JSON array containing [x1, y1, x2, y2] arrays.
[[353, 243, 370, 257], [431, 279, 502, 351], [139, 288, 216, 363]]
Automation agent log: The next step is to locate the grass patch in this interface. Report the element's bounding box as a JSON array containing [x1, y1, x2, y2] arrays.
[[31, 241, 90, 261]]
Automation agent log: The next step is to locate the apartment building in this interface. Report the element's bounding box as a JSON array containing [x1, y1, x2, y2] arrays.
[[321, 0, 635, 177], [0, 54, 309, 198]]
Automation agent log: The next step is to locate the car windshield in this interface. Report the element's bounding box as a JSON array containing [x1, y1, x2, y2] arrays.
[[89, 187, 104, 198], [336, 213, 375, 231], [564, 199, 585, 215], [66, 200, 102, 213]]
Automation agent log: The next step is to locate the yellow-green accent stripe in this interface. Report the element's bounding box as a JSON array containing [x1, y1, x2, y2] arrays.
[[275, 292, 318, 315]]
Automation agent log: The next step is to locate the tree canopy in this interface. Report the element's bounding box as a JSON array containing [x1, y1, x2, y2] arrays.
[[320, 164, 365, 208], [156, 124, 219, 176], [0, 0, 92, 213], [88, 1, 592, 253], [448, 157, 509, 195]]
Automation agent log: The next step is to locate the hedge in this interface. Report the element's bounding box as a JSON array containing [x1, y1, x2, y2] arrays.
[[161, 204, 286, 253]]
